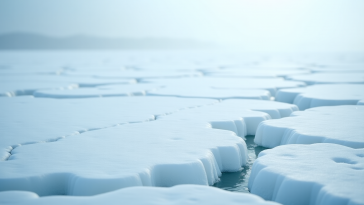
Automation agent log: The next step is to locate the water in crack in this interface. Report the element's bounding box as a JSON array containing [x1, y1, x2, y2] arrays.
[[212, 135, 267, 193]]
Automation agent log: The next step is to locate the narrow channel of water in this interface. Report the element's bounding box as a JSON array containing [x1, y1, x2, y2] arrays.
[[212, 135, 267, 193]]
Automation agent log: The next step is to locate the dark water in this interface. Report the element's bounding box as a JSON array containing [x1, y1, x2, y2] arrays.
[[212, 135, 267, 193]]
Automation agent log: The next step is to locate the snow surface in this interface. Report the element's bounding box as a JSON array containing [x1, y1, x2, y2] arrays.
[[62, 70, 203, 79], [0, 75, 135, 97], [286, 72, 364, 85], [146, 77, 306, 96], [204, 69, 311, 78], [0, 96, 215, 160], [0, 185, 281, 205], [255, 105, 364, 148], [34, 83, 162, 98], [248, 143, 364, 205], [275, 84, 364, 110], [0, 99, 297, 196]]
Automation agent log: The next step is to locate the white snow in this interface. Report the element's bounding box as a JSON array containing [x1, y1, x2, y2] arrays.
[[0, 75, 135, 97], [275, 84, 364, 110], [0, 99, 297, 196], [34, 84, 161, 98], [62, 70, 203, 79], [254, 105, 364, 148], [0, 96, 216, 160], [146, 77, 306, 96], [0, 185, 281, 205], [286, 72, 364, 85], [204, 69, 311, 78], [248, 143, 364, 205]]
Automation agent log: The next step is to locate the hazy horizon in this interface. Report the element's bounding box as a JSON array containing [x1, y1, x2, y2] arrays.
[[1, 0, 364, 52]]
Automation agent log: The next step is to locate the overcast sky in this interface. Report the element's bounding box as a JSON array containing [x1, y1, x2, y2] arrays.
[[1, 0, 364, 52]]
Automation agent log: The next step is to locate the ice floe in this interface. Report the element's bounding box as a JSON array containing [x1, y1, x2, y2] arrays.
[[0, 96, 215, 160], [275, 84, 364, 110], [0, 185, 281, 205], [34, 84, 161, 98], [0, 99, 297, 196], [248, 143, 364, 205], [62, 70, 203, 80], [146, 77, 306, 96], [204, 69, 311, 78], [286, 72, 364, 85], [0, 75, 135, 97], [254, 105, 364, 148]]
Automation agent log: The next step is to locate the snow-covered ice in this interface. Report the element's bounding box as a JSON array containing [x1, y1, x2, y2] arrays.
[[248, 143, 364, 205], [275, 84, 364, 110], [0, 185, 281, 205], [286, 72, 364, 85], [146, 77, 306, 96], [204, 69, 311, 78], [0, 75, 135, 97], [0, 96, 215, 160], [62, 70, 203, 79], [0, 99, 297, 196], [254, 105, 364, 148], [33, 84, 161, 98]]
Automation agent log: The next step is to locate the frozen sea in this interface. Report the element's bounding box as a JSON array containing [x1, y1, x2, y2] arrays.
[[0, 50, 363, 205]]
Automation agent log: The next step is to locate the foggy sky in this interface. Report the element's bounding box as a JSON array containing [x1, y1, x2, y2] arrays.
[[1, 0, 364, 52]]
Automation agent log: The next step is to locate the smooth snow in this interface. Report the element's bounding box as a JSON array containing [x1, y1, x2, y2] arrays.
[[275, 84, 364, 110], [248, 143, 364, 205], [0, 185, 281, 205], [0, 99, 297, 196], [286, 72, 364, 85], [254, 105, 364, 148], [146, 77, 306, 96], [0, 75, 135, 97], [0, 96, 216, 160], [34, 84, 161, 98]]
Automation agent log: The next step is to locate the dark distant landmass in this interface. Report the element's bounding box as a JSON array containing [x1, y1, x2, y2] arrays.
[[0, 32, 217, 49]]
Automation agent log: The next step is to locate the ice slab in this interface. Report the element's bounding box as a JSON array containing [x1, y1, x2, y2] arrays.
[[34, 84, 161, 98], [62, 70, 203, 79], [204, 69, 311, 78], [0, 185, 281, 205], [146, 77, 306, 96], [255, 105, 364, 148], [248, 143, 364, 205], [275, 84, 364, 110], [0, 99, 297, 196], [286, 72, 364, 85], [0, 75, 135, 97], [0, 96, 215, 160]]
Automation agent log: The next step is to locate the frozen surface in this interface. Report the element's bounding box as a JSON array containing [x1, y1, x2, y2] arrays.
[[34, 83, 161, 98], [0, 185, 281, 205], [275, 84, 364, 110], [34, 83, 271, 99], [204, 69, 311, 78], [0, 75, 135, 97], [286, 72, 364, 85], [0, 96, 215, 160], [146, 77, 306, 96], [62, 70, 203, 79], [248, 143, 364, 205], [255, 105, 364, 148], [0, 99, 297, 196]]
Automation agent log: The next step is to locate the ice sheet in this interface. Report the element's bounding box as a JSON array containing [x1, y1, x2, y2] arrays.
[[254, 105, 364, 148], [275, 84, 364, 110], [286, 72, 364, 85], [248, 143, 364, 205], [0, 99, 297, 196], [0, 185, 281, 205]]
